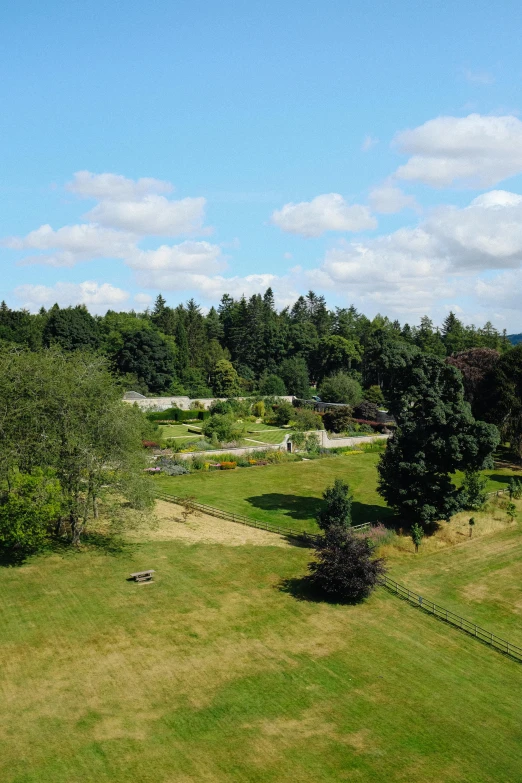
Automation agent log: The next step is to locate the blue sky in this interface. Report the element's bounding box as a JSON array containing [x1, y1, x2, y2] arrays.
[[2, 0, 522, 330]]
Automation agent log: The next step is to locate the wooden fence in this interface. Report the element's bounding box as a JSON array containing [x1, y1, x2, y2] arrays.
[[381, 575, 522, 663], [156, 491, 522, 663], [155, 492, 371, 542]]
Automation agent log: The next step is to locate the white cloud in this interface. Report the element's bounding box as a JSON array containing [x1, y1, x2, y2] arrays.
[[134, 292, 153, 309], [64, 170, 207, 236], [85, 194, 206, 236], [369, 181, 418, 214], [475, 271, 522, 312], [14, 281, 129, 313], [6, 223, 136, 267], [66, 171, 173, 201], [394, 114, 522, 187], [308, 189, 522, 315], [308, 229, 452, 315], [361, 135, 379, 151], [271, 193, 376, 237], [426, 191, 522, 269], [128, 241, 225, 274]]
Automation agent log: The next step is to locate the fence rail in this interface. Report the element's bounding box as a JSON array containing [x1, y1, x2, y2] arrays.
[[156, 493, 522, 663], [487, 487, 510, 497], [155, 492, 371, 542], [381, 575, 522, 663]]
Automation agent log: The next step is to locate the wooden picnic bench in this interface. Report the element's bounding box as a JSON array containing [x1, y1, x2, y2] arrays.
[[129, 569, 155, 583]]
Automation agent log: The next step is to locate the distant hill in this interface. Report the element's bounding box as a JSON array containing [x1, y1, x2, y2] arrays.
[[508, 334, 522, 345]]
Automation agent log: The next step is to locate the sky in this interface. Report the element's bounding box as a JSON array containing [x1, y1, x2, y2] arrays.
[[2, 0, 522, 331]]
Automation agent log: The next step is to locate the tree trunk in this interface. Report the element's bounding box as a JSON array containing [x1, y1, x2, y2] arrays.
[[70, 513, 82, 545], [54, 516, 65, 537], [93, 494, 99, 519]]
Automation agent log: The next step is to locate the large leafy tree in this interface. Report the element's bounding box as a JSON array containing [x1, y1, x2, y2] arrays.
[[113, 328, 176, 393], [43, 305, 100, 351], [480, 345, 522, 455], [279, 356, 310, 398], [0, 349, 153, 546], [446, 348, 500, 414], [307, 526, 386, 602], [311, 335, 362, 382], [0, 470, 62, 553], [378, 354, 499, 525], [319, 372, 363, 405]]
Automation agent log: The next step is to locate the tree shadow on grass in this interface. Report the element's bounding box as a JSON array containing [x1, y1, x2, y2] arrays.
[[278, 576, 362, 605], [245, 493, 322, 520], [0, 531, 136, 568], [245, 492, 392, 526], [488, 473, 521, 485]]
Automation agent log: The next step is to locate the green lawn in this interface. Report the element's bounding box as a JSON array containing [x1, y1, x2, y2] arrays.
[[389, 524, 522, 647], [159, 423, 202, 441], [155, 454, 520, 535], [1, 535, 521, 782], [244, 428, 287, 444]]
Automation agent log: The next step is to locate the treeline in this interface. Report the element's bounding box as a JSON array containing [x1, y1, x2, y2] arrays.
[[0, 290, 511, 401]]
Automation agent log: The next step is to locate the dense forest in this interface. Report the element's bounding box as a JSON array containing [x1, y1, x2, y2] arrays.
[[2, 289, 522, 454], [0, 289, 512, 398]]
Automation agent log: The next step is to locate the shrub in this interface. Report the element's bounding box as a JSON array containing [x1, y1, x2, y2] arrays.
[[259, 373, 287, 396], [307, 526, 386, 602], [319, 373, 363, 406], [220, 461, 237, 470], [273, 400, 294, 426], [202, 413, 246, 443], [353, 400, 380, 421], [364, 385, 385, 406], [323, 406, 352, 433], [252, 400, 265, 418], [317, 478, 352, 531], [156, 458, 190, 476], [460, 469, 488, 510], [293, 407, 324, 431], [190, 456, 205, 471], [508, 477, 522, 499], [142, 440, 160, 448]]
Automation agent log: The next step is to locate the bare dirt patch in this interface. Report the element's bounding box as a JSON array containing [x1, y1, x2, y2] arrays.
[[127, 500, 290, 547]]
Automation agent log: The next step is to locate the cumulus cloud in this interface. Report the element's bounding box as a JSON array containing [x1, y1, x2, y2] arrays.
[[394, 114, 522, 187], [308, 229, 452, 315], [426, 190, 522, 269], [6, 224, 136, 267], [14, 281, 129, 313], [271, 193, 376, 237], [86, 194, 206, 236], [369, 181, 419, 214], [308, 189, 522, 315], [66, 171, 173, 201], [64, 170, 207, 236], [475, 271, 522, 312], [128, 241, 225, 274]]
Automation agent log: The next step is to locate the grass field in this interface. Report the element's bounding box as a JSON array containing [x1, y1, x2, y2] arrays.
[[155, 453, 520, 535], [244, 428, 287, 444], [159, 423, 202, 441], [2, 522, 522, 783], [387, 523, 522, 647]]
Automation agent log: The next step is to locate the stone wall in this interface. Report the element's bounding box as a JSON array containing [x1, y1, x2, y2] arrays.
[[318, 432, 390, 449], [124, 393, 295, 411]]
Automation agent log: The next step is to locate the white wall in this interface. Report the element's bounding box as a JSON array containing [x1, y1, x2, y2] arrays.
[[124, 394, 295, 411]]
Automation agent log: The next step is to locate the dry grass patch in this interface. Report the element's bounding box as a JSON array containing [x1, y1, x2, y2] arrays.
[[126, 499, 290, 547]]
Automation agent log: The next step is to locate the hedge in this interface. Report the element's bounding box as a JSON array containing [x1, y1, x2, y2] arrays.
[[147, 408, 210, 422]]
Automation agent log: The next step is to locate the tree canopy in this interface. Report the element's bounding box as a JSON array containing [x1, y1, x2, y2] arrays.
[[377, 353, 499, 525]]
